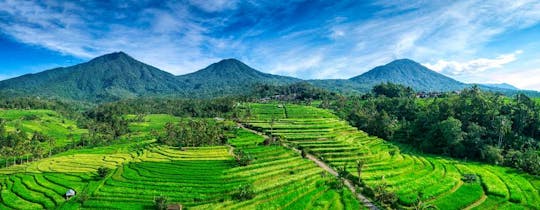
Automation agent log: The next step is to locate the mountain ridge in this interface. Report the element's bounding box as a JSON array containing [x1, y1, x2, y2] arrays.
[[0, 52, 535, 102]]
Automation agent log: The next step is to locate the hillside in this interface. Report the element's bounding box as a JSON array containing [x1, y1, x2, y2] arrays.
[[349, 59, 467, 92], [242, 103, 540, 209], [177, 59, 301, 97], [0, 52, 187, 102]]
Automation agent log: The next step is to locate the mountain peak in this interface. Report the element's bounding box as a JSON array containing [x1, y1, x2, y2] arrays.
[[89, 51, 133, 63], [387, 58, 419, 65], [210, 58, 250, 70], [349, 58, 465, 91]]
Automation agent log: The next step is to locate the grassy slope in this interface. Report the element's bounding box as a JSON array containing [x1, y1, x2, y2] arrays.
[[0, 109, 87, 166], [242, 103, 540, 209]]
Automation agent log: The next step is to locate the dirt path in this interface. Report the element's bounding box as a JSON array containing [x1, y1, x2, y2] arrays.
[[463, 193, 487, 210], [238, 123, 379, 210]]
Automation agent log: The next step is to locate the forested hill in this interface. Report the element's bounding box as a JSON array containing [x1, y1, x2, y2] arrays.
[[349, 59, 467, 91], [177, 58, 301, 97], [0, 52, 536, 103], [0, 52, 187, 102]]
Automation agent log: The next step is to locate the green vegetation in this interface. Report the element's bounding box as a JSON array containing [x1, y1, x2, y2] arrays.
[[0, 112, 359, 209], [242, 102, 540, 209], [332, 84, 540, 175], [0, 109, 87, 167]]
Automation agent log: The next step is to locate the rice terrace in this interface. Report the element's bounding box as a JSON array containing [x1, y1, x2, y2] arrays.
[[1, 0, 540, 209]]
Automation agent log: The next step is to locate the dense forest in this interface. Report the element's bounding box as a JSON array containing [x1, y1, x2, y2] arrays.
[[330, 83, 540, 175]]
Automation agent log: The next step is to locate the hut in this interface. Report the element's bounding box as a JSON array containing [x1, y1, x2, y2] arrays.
[[167, 204, 182, 210], [65, 189, 76, 200]]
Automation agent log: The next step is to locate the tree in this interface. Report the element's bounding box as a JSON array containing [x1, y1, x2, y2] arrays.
[[373, 181, 398, 208], [372, 82, 414, 98], [97, 167, 110, 178], [48, 136, 56, 157], [518, 149, 540, 175], [77, 191, 90, 205], [481, 145, 504, 165], [234, 149, 252, 166], [0, 147, 11, 167], [356, 159, 365, 183], [153, 195, 168, 210], [438, 117, 464, 155], [232, 184, 255, 201], [493, 116, 511, 148]]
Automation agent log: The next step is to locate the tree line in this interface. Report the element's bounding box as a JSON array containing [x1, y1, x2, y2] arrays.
[[331, 83, 540, 175], [0, 120, 56, 167], [156, 119, 235, 147]]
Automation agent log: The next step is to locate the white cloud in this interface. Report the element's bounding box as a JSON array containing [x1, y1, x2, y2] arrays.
[[424, 51, 522, 75], [188, 0, 238, 12], [483, 68, 540, 90]]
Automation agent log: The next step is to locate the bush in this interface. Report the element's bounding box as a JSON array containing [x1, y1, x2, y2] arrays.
[[77, 191, 89, 204], [373, 182, 398, 209], [327, 179, 344, 192], [232, 184, 255, 201], [461, 174, 478, 183], [97, 167, 110, 179], [234, 149, 253, 166], [153, 195, 168, 210]]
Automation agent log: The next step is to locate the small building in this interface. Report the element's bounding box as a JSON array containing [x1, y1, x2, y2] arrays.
[[65, 189, 76, 200]]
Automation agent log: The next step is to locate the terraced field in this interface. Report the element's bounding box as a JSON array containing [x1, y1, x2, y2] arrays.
[[0, 109, 87, 147], [242, 103, 540, 209], [0, 113, 360, 209]]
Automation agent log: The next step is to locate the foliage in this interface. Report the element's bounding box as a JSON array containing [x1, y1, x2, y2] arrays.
[[234, 149, 253, 166], [251, 82, 339, 103], [332, 84, 540, 175], [77, 191, 90, 204], [373, 181, 398, 209], [461, 174, 478, 183], [97, 167, 110, 178], [232, 184, 255, 201], [153, 195, 168, 210], [156, 119, 231, 147], [372, 82, 415, 98]]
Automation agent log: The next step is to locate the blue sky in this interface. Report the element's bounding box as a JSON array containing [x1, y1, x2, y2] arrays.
[[1, 0, 540, 90]]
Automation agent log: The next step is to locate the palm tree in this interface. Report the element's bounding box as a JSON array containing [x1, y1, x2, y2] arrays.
[[356, 159, 365, 183], [0, 147, 11, 167], [48, 137, 56, 157]]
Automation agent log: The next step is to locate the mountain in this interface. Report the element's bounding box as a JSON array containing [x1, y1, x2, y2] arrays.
[[0, 52, 536, 102], [177, 58, 301, 97], [482, 83, 519, 90], [349, 59, 467, 92], [0, 54, 300, 102], [0, 52, 187, 102]]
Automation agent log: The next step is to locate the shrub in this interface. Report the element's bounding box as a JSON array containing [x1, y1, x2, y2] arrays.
[[327, 179, 344, 192], [373, 182, 398, 208], [234, 149, 253, 166], [461, 174, 478, 183], [97, 167, 110, 179], [77, 191, 89, 204], [233, 184, 255, 201], [153, 195, 168, 210]]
